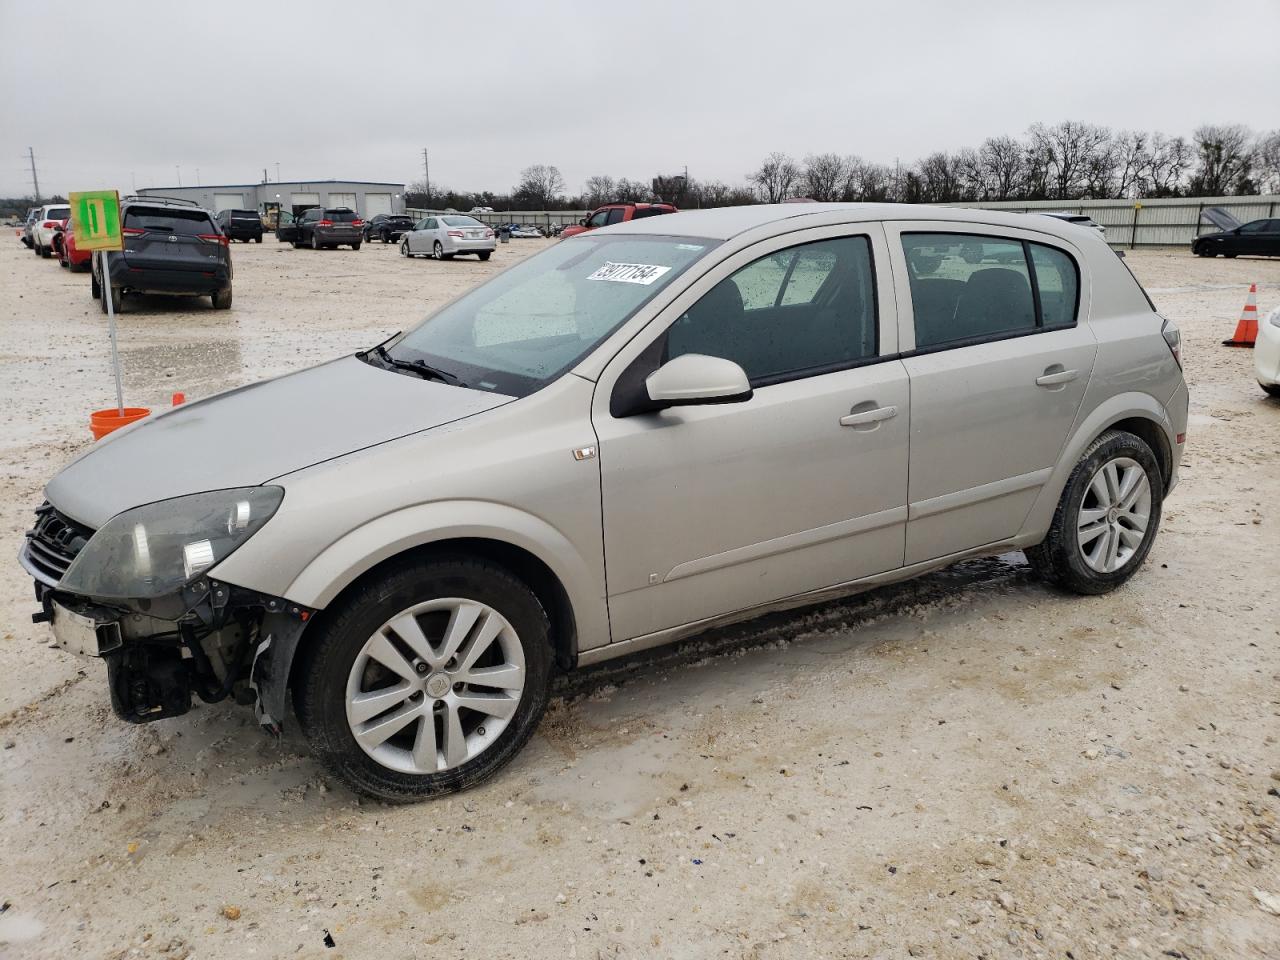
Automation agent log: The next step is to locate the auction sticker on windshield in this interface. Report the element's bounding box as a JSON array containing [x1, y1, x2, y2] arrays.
[[587, 262, 673, 285]]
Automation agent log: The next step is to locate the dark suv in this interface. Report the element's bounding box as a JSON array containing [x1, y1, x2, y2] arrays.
[[363, 213, 415, 244], [277, 207, 363, 250], [91, 197, 233, 312], [216, 209, 264, 243]]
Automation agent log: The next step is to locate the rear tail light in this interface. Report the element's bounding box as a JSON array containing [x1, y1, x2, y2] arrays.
[[1161, 318, 1182, 369], [122, 227, 145, 237], [447, 230, 464, 238], [352, 219, 363, 227], [197, 234, 230, 247], [484, 229, 494, 238], [318, 219, 333, 227], [42, 221, 57, 229]]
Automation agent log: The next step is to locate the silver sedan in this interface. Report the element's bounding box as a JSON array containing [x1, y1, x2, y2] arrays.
[[400, 215, 495, 261]]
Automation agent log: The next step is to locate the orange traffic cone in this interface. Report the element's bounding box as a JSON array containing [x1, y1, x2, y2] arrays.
[[1223, 283, 1259, 347]]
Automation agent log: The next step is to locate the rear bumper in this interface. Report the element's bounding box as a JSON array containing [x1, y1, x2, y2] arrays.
[[444, 237, 497, 254], [314, 228, 361, 244], [108, 260, 230, 294], [225, 228, 262, 241]]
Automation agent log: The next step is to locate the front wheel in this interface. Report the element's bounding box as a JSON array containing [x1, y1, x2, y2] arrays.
[[433, 241, 445, 260], [101, 285, 124, 314], [1025, 429, 1163, 595], [294, 557, 553, 802], [400, 241, 410, 258]]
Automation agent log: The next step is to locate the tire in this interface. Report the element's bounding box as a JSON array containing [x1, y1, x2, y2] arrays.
[[1024, 429, 1163, 595], [211, 286, 233, 310], [254, 236, 262, 243], [102, 284, 123, 314], [1225, 253, 1237, 259], [292, 240, 302, 248], [433, 241, 445, 260], [478, 251, 491, 261], [91, 267, 101, 299], [294, 556, 553, 802], [312, 233, 321, 250], [41, 244, 52, 259], [351, 242, 361, 251], [1261, 382, 1280, 398], [381, 230, 390, 243], [400, 241, 410, 258], [1194, 244, 1212, 258]]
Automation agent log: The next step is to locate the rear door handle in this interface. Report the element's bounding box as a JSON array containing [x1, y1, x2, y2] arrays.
[[1035, 369, 1079, 387], [840, 404, 898, 428]]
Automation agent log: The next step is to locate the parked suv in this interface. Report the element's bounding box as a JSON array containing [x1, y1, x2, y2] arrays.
[[363, 213, 415, 244], [30, 202, 72, 258], [277, 207, 363, 250], [90, 197, 232, 312], [559, 201, 677, 239], [22, 204, 1187, 801], [20, 206, 39, 248], [216, 209, 264, 243]]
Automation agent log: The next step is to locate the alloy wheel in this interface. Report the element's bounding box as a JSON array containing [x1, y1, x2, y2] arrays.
[[433, 241, 443, 260], [1076, 456, 1151, 573], [345, 598, 526, 775]]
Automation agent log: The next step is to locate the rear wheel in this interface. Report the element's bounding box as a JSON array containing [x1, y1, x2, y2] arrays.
[[478, 251, 491, 261], [1261, 382, 1280, 398], [311, 234, 321, 250], [91, 266, 101, 299], [254, 236, 262, 243], [381, 230, 391, 243], [101, 284, 124, 314], [433, 241, 444, 260], [294, 556, 553, 802], [351, 242, 361, 251], [212, 286, 233, 310], [1025, 429, 1162, 595]]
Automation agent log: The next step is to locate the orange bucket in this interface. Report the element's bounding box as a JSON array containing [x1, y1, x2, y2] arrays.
[[90, 406, 150, 440]]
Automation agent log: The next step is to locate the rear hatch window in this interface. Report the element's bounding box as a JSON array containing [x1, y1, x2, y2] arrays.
[[325, 209, 358, 223], [126, 207, 215, 234], [442, 216, 483, 227], [230, 210, 259, 221], [46, 207, 71, 220]]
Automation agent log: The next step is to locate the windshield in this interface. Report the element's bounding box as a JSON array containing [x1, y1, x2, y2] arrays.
[[386, 234, 716, 396]]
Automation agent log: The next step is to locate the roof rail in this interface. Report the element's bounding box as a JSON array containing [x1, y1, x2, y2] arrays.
[[123, 194, 201, 207]]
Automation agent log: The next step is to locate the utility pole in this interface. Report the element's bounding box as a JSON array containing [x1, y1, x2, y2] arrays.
[[27, 147, 40, 202], [275, 161, 281, 182], [423, 148, 430, 208], [176, 165, 182, 187]]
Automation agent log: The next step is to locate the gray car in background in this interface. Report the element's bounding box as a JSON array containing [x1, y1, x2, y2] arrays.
[[400, 214, 495, 260], [277, 206, 363, 250], [21, 203, 1187, 801]]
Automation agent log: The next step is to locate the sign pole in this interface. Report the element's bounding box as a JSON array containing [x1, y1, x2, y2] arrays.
[[101, 250, 124, 415], [71, 190, 126, 417]]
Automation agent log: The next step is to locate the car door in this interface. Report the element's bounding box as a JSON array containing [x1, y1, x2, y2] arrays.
[[591, 225, 910, 643], [276, 210, 299, 242], [886, 223, 1097, 565]]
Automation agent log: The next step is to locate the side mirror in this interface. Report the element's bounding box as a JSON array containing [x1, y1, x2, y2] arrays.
[[644, 354, 752, 409], [580, 218, 588, 227]]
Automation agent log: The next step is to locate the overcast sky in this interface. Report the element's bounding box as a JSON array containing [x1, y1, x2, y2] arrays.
[[2, 0, 1276, 198]]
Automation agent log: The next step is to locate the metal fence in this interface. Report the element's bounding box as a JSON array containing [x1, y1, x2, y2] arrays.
[[408, 195, 1280, 246], [946, 195, 1280, 247]]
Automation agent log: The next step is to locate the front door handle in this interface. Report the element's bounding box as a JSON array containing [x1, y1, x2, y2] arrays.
[[840, 404, 898, 428], [1035, 368, 1079, 387]]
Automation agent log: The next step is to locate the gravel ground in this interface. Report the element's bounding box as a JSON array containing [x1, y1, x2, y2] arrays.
[[0, 235, 1277, 960]]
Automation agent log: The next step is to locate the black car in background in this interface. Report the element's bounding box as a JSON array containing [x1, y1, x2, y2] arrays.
[[276, 207, 363, 250], [363, 213, 415, 243], [1194, 212, 1280, 258], [91, 197, 233, 312], [216, 208, 264, 243]]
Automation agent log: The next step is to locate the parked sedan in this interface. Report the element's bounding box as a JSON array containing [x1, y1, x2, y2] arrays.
[[1193, 217, 1280, 258], [22, 204, 1186, 802], [363, 214, 416, 244], [1257, 305, 1280, 397], [400, 215, 495, 260]]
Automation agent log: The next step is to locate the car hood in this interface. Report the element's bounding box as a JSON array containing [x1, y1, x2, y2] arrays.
[[46, 355, 511, 528], [1200, 207, 1241, 232]]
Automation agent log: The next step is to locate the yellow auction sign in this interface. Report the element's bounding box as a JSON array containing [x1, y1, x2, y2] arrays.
[[69, 190, 123, 251]]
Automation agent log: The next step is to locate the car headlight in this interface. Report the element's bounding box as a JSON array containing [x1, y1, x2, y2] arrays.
[[59, 487, 284, 600]]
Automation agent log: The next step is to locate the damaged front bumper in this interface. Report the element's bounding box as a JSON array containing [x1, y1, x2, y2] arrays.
[[27, 563, 313, 735]]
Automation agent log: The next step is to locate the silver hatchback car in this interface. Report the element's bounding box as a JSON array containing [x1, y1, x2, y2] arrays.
[[400, 214, 496, 261], [22, 204, 1187, 801]]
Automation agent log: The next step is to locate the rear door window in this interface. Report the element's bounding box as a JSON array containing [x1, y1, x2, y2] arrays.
[[124, 207, 215, 235], [1028, 244, 1079, 329], [631, 206, 670, 220], [587, 209, 611, 228], [605, 208, 627, 225]]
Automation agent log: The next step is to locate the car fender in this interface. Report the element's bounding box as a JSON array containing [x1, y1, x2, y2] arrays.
[[1019, 391, 1177, 541], [281, 498, 607, 646]]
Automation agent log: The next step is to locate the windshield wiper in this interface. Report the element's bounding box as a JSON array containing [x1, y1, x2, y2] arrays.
[[368, 344, 465, 387]]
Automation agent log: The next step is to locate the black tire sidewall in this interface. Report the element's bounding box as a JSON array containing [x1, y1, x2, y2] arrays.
[[1048, 431, 1163, 594], [295, 557, 553, 802]]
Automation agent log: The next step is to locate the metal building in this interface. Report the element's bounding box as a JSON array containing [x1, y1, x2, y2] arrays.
[[135, 179, 407, 220]]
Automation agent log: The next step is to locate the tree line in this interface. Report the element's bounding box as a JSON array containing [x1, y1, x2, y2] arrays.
[[403, 122, 1280, 212]]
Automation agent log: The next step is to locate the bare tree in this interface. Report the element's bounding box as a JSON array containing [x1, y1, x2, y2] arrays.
[[801, 153, 847, 201], [749, 152, 800, 202], [1112, 131, 1149, 198], [514, 164, 566, 207], [917, 151, 962, 202], [582, 175, 616, 208], [844, 158, 894, 201], [1189, 124, 1253, 195], [953, 148, 985, 201], [613, 178, 653, 201], [979, 136, 1025, 200], [1256, 130, 1280, 195], [1028, 121, 1114, 199], [1143, 134, 1192, 197]]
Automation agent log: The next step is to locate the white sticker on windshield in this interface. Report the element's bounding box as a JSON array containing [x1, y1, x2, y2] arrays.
[[587, 262, 672, 286]]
